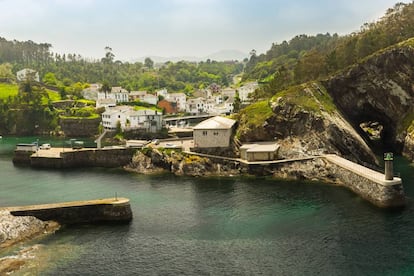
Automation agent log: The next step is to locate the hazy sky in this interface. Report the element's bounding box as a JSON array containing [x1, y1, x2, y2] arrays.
[[0, 0, 409, 60]]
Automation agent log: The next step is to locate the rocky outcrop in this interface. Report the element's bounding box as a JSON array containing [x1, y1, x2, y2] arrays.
[[323, 42, 414, 153], [0, 211, 59, 274], [403, 129, 414, 161], [0, 211, 59, 249], [237, 86, 378, 165], [125, 148, 240, 177]]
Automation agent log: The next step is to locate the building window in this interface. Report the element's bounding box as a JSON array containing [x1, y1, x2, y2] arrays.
[[202, 131, 207, 136], [213, 131, 219, 136]]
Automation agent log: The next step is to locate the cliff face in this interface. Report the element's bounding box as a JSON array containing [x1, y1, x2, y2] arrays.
[[238, 39, 414, 163], [323, 41, 414, 154], [237, 83, 377, 165], [125, 148, 240, 177]]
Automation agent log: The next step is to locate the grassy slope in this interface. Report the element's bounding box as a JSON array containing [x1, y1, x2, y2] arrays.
[[0, 83, 18, 99]]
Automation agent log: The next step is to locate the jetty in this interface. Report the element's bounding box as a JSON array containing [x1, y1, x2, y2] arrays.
[[0, 198, 133, 224]]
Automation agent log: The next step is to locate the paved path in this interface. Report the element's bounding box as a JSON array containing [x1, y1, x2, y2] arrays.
[[0, 198, 129, 212], [323, 154, 401, 186]]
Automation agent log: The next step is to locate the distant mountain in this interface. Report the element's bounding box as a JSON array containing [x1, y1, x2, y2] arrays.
[[132, 49, 247, 63], [204, 49, 247, 62]]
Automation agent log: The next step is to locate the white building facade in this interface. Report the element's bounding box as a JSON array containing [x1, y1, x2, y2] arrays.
[[167, 93, 187, 112], [193, 116, 236, 148], [102, 106, 163, 132]]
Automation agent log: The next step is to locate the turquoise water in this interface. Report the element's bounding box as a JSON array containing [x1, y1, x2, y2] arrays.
[[1, 136, 414, 275]]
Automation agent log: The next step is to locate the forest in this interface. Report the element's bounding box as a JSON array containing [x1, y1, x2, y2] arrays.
[[0, 41, 244, 96], [244, 2, 414, 99]]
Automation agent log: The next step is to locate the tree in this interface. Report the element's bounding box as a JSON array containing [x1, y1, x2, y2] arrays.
[[0, 63, 15, 81], [233, 91, 241, 113], [100, 81, 111, 98], [102, 46, 115, 64], [43, 72, 58, 85], [144, 57, 154, 69]]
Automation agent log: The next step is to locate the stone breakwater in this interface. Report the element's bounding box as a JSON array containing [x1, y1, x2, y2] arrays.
[[7, 198, 133, 225]]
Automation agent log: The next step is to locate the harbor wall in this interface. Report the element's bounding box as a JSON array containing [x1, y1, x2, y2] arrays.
[[270, 157, 405, 208], [29, 148, 137, 169], [7, 198, 132, 225], [325, 159, 405, 208]]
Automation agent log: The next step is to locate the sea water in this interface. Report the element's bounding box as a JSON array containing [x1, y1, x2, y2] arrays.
[[1, 136, 414, 275]]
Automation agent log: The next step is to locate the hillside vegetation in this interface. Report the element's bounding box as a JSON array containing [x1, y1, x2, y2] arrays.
[[244, 2, 414, 99]]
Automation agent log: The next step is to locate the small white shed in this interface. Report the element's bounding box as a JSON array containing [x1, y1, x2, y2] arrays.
[[240, 142, 280, 161]]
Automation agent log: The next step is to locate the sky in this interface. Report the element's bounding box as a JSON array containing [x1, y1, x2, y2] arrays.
[[0, 0, 410, 61]]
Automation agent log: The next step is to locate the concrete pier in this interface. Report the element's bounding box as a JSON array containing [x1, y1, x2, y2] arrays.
[[0, 198, 133, 224], [323, 154, 405, 208]]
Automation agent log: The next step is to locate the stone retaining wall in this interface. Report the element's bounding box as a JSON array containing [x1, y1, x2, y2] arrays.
[[325, 160, 405, 208], [29, 148, 137, 169]]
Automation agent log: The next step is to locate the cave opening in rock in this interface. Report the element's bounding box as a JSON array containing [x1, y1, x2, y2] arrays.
[[358, 119, 400, 154]]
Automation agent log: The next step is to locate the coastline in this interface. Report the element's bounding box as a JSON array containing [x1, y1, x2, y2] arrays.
[[0, 211, 60, 274]]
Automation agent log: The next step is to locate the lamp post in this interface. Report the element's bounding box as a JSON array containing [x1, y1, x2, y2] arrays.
[[384, 152, 394, 180]]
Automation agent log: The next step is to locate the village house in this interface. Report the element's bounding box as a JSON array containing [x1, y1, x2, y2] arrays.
[[167, 92, 187, 112], [193, 116, 236, 148], [101, 106, 162, 132], [97, 86, 129, 103], [157, 99, 177, 114], [129, 91, 147, 101], [193, 89, 212, 99], [156, 88, 168, 99], [204, 99, 217, 114], [238, 82, 258, 103], [186, 97, 205, 114], [16, 68, 40, 82], [240, 142, 280, 162], [142, 94, 158, 105], [96, 98, 116, 109], [221, 88, 236, 99]]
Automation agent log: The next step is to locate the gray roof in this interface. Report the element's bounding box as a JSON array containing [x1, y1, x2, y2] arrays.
[[193, 116, 236, 130], [241, 142, 279, 153]]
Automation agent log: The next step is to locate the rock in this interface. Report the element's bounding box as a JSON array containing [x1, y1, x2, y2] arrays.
[[0, 211, 60, 249], [237, 84, 377, 165], [323, 45, 414, 153]]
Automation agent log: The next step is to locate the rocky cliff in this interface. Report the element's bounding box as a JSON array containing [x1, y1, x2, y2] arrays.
[[125, 148, 240, 177], [237, 38, 414, 164], [323, 39, 414, 157], [236, 83, 378, 165]]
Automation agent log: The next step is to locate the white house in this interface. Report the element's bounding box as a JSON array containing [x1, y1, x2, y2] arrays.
[[238, 82, 258, 102], [167, 93, 187, 112], [129, 91, 147, 101], [221, 88, 236, 99], [204, 99, 217, 114], [186, 97, 205, 114], [96, 98, 116, 109], [102, 106, 163, 132], [156, 88, 168, 99], [193, 116, 236, 148], [111, 87, 129, 103], [142, 94, 158, 105], [97, 86, 129, 103], [16, 68, 40, 82], [127, 109, 163, 133]]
